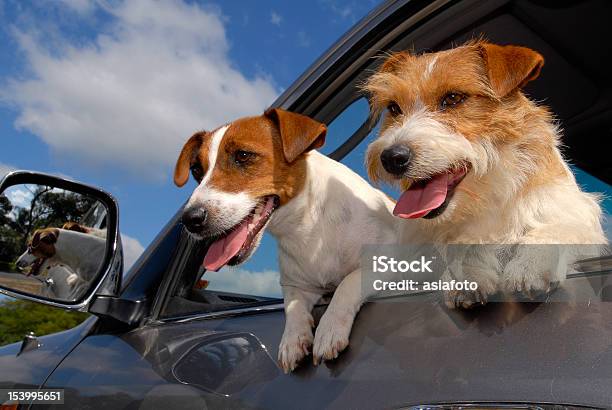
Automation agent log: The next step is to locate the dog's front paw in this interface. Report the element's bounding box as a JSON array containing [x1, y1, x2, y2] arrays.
[[502, 249, 562, 298], [312, 309, 353, 365], [278, 324, 313, 373], [443, 273, 498, 309]]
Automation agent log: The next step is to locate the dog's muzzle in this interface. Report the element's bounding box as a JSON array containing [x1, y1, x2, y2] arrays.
[[181, 206, 208, 235], [381, 144, 412, 176]]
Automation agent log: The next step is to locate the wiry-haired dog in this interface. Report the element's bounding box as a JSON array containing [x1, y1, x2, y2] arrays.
[[363, 41, 607, 308]]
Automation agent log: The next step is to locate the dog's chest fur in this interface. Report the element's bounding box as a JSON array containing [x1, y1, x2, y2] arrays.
[[268, 151, 397, 292]]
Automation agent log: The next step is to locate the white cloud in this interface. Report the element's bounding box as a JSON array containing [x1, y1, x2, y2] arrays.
[[270, 11, 282, 26], [1, 0, 279, 179], [321, 0, 356, 20], [121, 233, 144, 271], [204, 267, 281, 298], [6, 188, 33, 209], [0, 163, 15, 178]]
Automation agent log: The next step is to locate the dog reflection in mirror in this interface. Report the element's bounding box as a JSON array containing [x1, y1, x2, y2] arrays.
[[16, 224, 106, 300]]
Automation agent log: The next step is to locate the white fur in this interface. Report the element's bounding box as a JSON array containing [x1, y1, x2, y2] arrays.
[[202, 125, 228, 185], [16, 250, 37, 267], [424, 56, 438, 79], [268, 151, 398, 371], [187, 187, 256, 237], [367, 107, 485, 183], [39, 265, 87, 301]]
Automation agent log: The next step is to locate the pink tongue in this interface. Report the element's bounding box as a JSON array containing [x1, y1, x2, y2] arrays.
[[203, 219, 250, 271], [393, 173, 449, 219], [203, 197, 276, 272]]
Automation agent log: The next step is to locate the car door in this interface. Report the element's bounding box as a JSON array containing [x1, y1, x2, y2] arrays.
[[38, 0, 612, 409]]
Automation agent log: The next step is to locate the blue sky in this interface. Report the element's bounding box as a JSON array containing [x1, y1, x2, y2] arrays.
[[0, 0, 380, 273]]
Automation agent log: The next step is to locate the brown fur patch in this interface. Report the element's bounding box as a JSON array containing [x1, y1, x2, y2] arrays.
[[62, 222, 90, 233], [174, 131, 206, 187], [30, 227, 59, 258], [175, 109, 327, 206], [478, 43, 544, 97], [265, 108, 326, 163]]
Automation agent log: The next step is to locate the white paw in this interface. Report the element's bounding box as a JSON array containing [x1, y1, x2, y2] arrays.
[[443, 273, 498, 309], [502, 255, 559, 297], [278, 321, 313, 373], [502, 247, 564, 297], [312, 309, 353, 365], [442, 263, 500, 309]]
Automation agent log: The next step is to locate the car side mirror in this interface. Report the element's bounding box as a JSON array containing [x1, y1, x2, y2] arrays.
[[0, 171, 122, 310]]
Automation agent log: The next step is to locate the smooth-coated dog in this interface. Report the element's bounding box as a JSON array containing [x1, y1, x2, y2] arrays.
[[16, 226, 107, 299], [174, 109, 397, 371], [363, 41, 607, 307]]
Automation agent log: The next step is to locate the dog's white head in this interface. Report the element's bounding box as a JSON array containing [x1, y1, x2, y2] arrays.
[[174, 109, 326, 271], [16, 227, 59, 276], [364, 41, 550, 222]]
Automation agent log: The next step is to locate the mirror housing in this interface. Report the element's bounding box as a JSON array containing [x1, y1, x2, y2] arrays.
[[0, 171, 123, 312]]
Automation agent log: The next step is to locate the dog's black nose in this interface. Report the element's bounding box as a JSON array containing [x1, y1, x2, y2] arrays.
[[381, 145, 412, 175], [182, 207, 208, 234]]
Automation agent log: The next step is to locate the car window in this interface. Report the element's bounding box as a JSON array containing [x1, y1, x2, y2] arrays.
[[0, 297, 89, 347], [321, 98, 369, 156]]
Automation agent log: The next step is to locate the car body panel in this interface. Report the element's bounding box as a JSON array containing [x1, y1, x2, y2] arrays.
[[0, 316, 96, 391], [37, 275, 612, 409], [1, 0, 611, 408]]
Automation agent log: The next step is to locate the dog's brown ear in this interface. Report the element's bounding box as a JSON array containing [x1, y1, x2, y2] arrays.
[[174, 132, 204, 187], [32, 228, 59, 247], [378, 51, 411, 74], [265, 108, 327, 163], [479, 43, 544, 97], [40, 228, 59, 244], [62, 222, 90, 233]]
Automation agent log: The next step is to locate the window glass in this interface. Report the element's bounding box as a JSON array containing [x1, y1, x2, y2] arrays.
[[320, 98, 370, 156], [0, 297, 89, 347], [573, 167, 612, 240]]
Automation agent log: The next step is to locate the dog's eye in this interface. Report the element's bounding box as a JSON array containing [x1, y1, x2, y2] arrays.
[[190, 164, 203, 181], [387, 102, 402, 117], [234, 150, 255, 165], [440, 93, 466, 109]]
